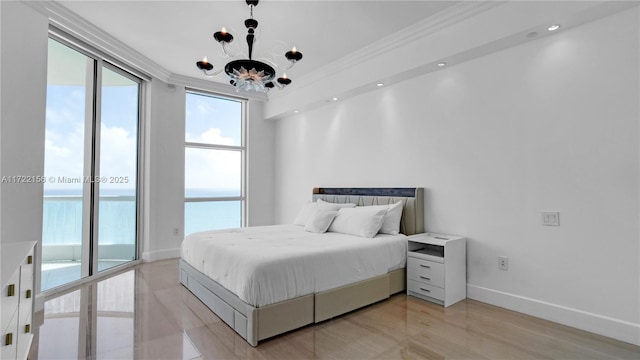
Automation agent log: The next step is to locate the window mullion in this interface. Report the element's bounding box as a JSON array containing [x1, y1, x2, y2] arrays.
[[89, 60, 104, 277]]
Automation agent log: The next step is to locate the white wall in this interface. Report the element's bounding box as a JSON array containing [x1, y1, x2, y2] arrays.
[[143, 80, 186, 261], [247, 100, 275, 226], [0, 1, 48, 297], [273, 8, 639, 345]]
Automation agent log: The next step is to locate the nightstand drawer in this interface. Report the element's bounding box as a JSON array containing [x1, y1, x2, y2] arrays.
[[407, 280, 444, 301], [407, 257, 444, 287]]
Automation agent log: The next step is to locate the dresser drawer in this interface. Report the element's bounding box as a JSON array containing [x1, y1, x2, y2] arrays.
[[1, 309, 18, 360], [20, 262, 33, 292], [17, 310, 33, 360], [407, 257, 444, 288], [19, 300, 32, 330], [1, 271, 20, 333], [407, 280, 445, 301]]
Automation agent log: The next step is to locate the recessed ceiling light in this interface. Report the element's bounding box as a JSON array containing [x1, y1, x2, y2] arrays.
[[294, 110, 299, 113], [332, 97, 338, 101], [437, 62, 446, 67], [376, 83, 384, 87], [547, 24, 560, 31]]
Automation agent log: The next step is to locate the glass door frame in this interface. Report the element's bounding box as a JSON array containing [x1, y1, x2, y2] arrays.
[[43, 29, 146, 295]]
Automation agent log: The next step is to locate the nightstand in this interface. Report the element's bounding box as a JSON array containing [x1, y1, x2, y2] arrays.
[[407, 233, 466, 307]]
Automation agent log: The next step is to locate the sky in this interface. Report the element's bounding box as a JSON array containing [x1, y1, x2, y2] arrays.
[[185, 92, 243, 197], [45, 39, 243, 197]]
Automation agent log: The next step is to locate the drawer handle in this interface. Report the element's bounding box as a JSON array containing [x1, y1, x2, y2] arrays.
[[25, 324, 30, 334], [419, 265, 431, 269], [7, 284, 15, 297], [420, 288, 431, 293], [420, 276, 431, 281], [26, 289, 32, 299], [27, 255, 33, 264], [5, 333, 12, 346]]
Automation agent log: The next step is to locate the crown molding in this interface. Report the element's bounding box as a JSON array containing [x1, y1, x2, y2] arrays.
[[264, 0, 636, 119], [24, 0, 171, 82], [269, 1, 504, 100]]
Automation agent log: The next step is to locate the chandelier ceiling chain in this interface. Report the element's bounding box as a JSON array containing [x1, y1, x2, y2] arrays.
[[196, 0, 303, 93]]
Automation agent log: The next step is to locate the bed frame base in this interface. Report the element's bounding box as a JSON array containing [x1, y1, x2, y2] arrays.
[[180, 259, 406, 346]]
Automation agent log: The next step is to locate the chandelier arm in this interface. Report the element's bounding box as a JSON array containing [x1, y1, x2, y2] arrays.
[[255, 57, 278, 68], [285, 60, 296, 70], [221, 42, 232, 57], [202, 68, 224, 77], [218, 43, 245, 58]]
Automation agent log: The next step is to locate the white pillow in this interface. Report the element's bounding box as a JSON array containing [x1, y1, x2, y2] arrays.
[[316, 199, 357, 211], [293, 200, 356, 226], [379, 201, 404, 235], [304, 210, 338, 233], [328, 206, 387, 238]]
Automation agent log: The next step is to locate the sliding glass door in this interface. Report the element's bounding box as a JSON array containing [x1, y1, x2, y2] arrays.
[[42, 37, 141, 291], [97, 67, 139, 272], [42, 38, 91, 289]]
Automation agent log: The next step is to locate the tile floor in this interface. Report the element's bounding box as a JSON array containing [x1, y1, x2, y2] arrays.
[[31, 259, 640, 360]]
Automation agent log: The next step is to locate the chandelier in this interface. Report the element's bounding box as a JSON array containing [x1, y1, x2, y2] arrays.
[[195, 0, 303, 92]]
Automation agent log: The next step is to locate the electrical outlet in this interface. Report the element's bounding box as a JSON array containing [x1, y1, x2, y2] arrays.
[[541, 211, 560, 226], [498, 256, 509, 271], [173, 227, 180, 236]]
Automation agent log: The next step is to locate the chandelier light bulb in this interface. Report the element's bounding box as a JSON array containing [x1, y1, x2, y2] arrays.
[[221, 27, 227, 34], [196, 56, 214, 73]]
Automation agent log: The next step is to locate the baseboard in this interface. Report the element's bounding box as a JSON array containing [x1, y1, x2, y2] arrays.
[[467, 284, 640, 346], [141, 248, 180, 262]]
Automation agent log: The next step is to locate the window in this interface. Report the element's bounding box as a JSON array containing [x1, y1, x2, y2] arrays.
[[184, 92, 245, 235]]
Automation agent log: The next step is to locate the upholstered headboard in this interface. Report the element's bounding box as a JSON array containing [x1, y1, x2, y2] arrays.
[[312, 188, 425, 236]]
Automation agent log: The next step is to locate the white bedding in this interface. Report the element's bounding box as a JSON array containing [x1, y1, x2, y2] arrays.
[[180, 224, 407, 307]]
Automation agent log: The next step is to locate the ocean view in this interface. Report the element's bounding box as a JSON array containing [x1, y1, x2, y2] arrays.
[[42, 188, 242, 246]]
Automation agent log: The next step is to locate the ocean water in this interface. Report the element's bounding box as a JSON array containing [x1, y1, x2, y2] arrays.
[[184, 189, 242, 235], [184, 201, 242, 236], [42, 195, 136, 245], [43, 189, 242, 245]]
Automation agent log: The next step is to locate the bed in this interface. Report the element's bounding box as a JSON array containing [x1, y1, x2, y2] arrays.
[[179, 187, 425, 346]]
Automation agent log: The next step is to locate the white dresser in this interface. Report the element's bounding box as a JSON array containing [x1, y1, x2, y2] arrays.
[[1, 241, 36, 360], [406, 233, 466, 307]]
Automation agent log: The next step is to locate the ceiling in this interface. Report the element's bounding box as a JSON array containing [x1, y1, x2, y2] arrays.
[[58, 0, 459, 85]]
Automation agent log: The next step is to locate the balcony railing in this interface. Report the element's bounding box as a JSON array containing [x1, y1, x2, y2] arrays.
[[42, 195, 136, 259]]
